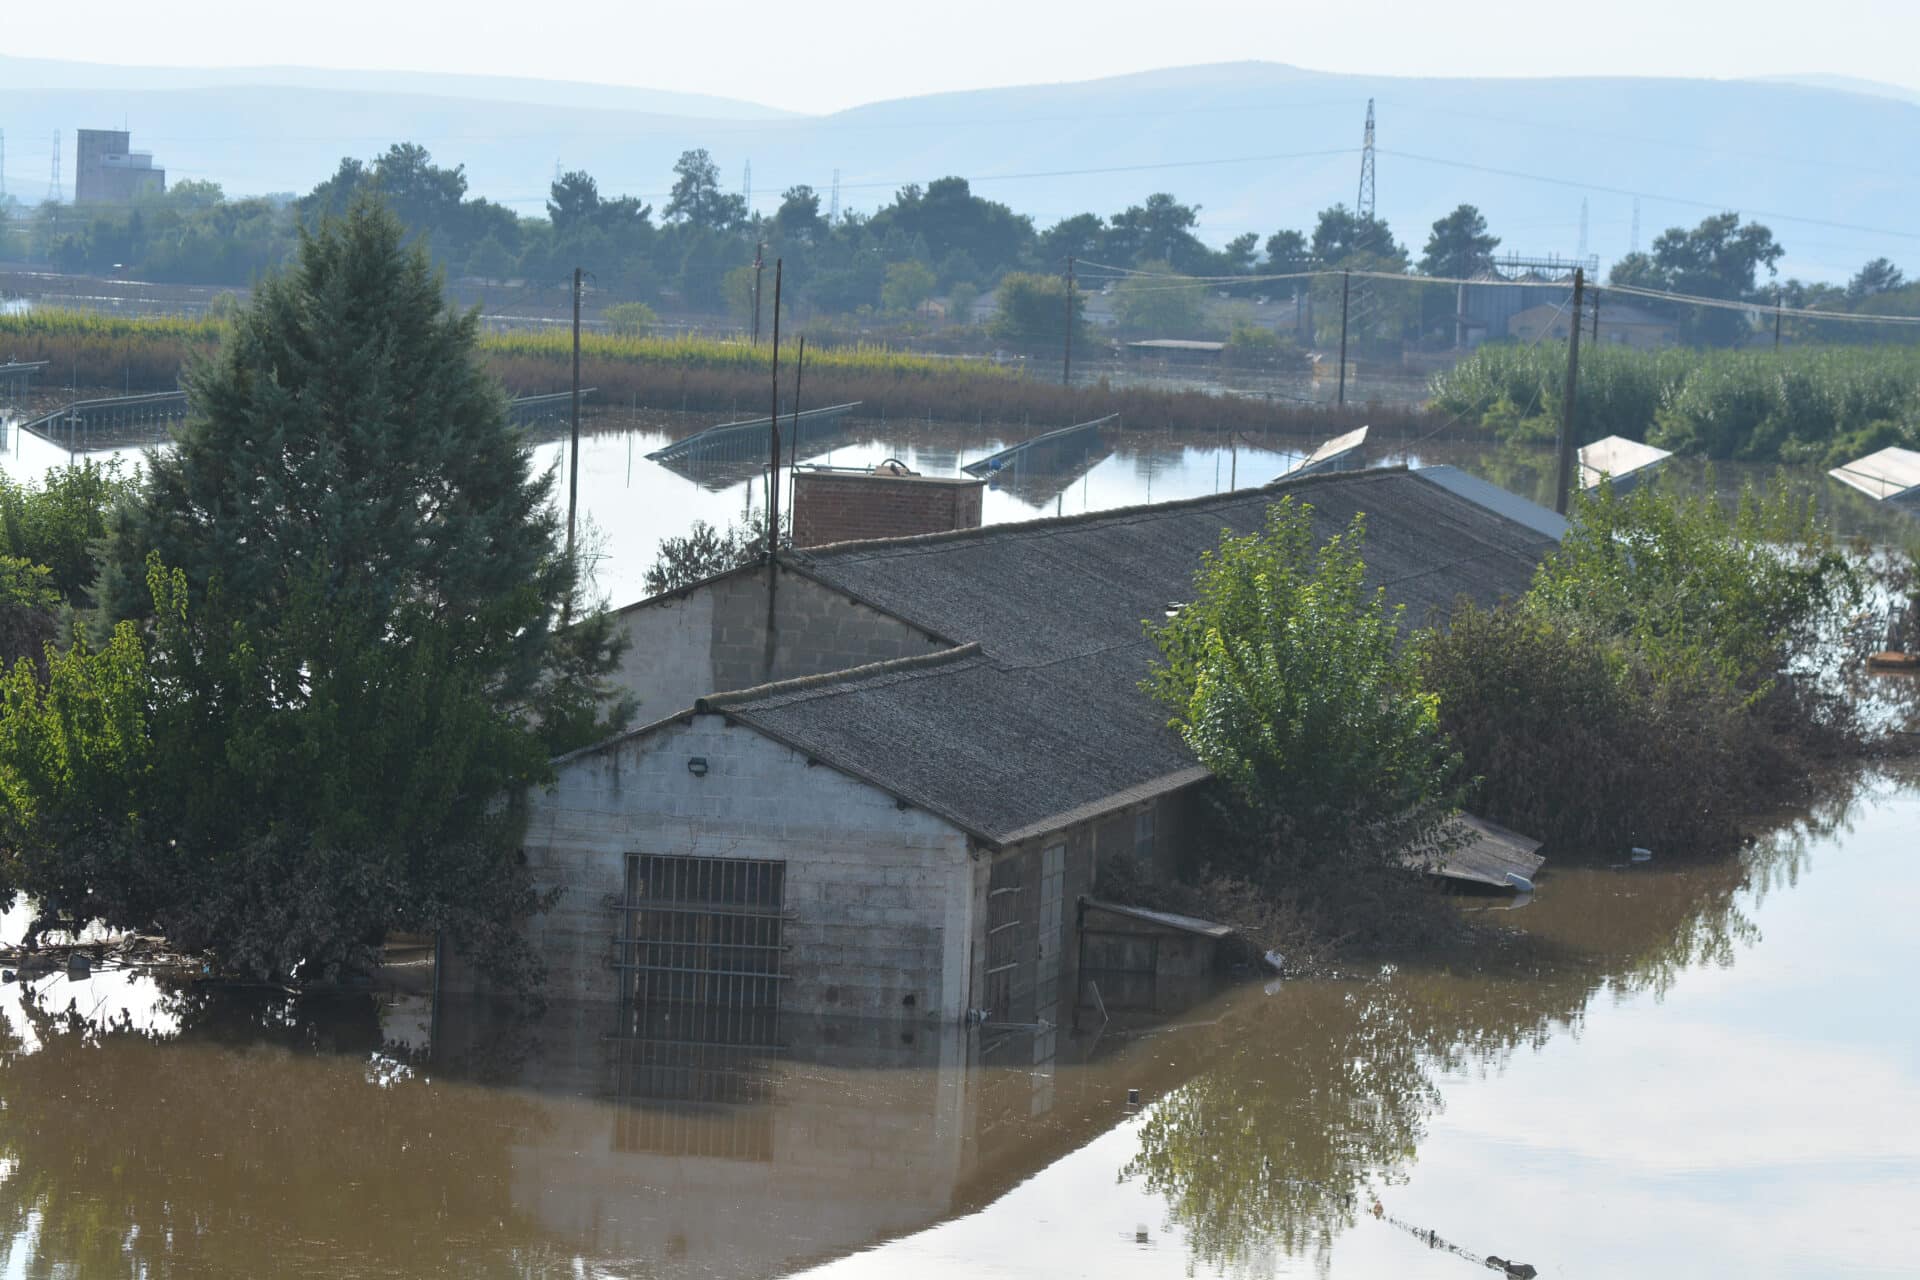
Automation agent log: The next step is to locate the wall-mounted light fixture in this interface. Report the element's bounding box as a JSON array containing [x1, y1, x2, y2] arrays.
[[686, 757, 710, 777]]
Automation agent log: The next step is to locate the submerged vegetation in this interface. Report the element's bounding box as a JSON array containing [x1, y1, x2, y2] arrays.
[[0, 306, 1399, 438], [1432, 341, 1920, 465], [1136, 475, 1892, 962]]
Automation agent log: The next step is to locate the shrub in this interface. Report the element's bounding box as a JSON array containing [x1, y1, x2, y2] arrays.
[[1529, 475, 1859, 692], [1417, 603, 1760, 851], [602, 301, 658, 337], [1143, 497, 1461, 890]]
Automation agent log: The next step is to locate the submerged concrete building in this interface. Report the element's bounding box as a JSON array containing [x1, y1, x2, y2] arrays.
[[446, 466, 1559, 1026]]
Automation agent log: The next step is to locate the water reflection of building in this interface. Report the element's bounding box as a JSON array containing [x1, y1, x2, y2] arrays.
[[429, 993, 1149, 1279]]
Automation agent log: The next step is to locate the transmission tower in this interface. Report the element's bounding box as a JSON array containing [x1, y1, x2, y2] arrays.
[[1356, 99, 1376, 218], [828, 168, 840, 225], [1629, 198, 1641, 255], [1577, 197, 1589, 260], [47, 131, 60, 202], [742, 159, 752, 214]]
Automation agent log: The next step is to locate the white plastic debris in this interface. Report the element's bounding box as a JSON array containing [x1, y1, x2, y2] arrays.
[[1630, 847, 1653, 863]]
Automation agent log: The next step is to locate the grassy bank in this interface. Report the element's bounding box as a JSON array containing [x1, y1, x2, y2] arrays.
[[1432, 342, 1920, 465], [2, 308, 1419, 438]]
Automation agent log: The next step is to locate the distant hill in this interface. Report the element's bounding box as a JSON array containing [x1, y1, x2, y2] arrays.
[[0, 54, 794, 120], [3, 59, 1917, 283]]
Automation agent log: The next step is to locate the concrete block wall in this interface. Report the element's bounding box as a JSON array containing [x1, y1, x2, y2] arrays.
[[608, 565, 947, 719], [445, 714, 978, 1022], [792, 471, 985, 548]]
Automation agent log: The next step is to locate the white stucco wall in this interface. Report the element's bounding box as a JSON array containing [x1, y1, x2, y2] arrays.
[[448, 713, 978, 1021]]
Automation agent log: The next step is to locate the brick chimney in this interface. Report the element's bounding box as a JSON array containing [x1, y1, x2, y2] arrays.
[[792, 462, 986, 548]]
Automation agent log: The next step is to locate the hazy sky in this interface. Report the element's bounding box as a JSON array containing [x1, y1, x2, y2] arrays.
[[6, 0, 1918, 113]]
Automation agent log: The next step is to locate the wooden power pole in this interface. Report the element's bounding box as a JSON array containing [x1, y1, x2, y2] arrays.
[[752, 242, 764, 345], [566, 265, 582, 565], [1063, 255, 1075, 388], [766, 259, 783, 560], [1553, 267, 1586, 515], [1336, 269, 1351, 407]]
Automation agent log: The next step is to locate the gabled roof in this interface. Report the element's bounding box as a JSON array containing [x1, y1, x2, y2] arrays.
[[577, 467, 1559, 848]]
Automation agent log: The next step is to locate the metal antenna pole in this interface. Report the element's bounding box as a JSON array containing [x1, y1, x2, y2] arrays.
[[1357, 100, 1376, 218], [1554, 268, 1586, 515]]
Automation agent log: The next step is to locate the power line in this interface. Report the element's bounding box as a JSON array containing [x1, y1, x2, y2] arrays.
[[1379, 147, 1920, 243]]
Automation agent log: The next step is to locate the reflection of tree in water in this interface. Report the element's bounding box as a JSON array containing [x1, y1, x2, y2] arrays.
[[0, 987, 563, 1279], [1123, 767, 1886, 1277]]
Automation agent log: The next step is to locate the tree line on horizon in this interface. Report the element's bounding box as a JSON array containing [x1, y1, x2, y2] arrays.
[[3, 141, 1918, 349]]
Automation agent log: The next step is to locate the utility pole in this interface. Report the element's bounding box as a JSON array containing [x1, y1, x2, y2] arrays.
[[1553, 268, 1586, 515], [766, 259, 783, 561], [752, 242, 764, 345], [566, 267, 582, 567], [1063, 255, 1075, 388], [788, 335, 806, 514], [1337, 269, 1351, 407], [1591, 286, 1600, 343], [1774, 290, 1784, 351]]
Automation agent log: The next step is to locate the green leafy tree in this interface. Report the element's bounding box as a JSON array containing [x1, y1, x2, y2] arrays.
[[774, 185, 825, 243], [881, 259, 937, 314], [1527, 476, 1856, 691], [22, 200, 634, 983], [1311, 203, 1404, 267], [988, 271, 1086, 353], [1112, 262, 1207, 335], [1143, 497, 1460, 880], [664, 149, 747, 231], [1420, 204, 1499, 278], [1620, 212, 1784, 345], [0, 460, 138, 605], [1847, 257, 1905, 302], [870, 177, 1034, 279], [603, 300, 658, 337]]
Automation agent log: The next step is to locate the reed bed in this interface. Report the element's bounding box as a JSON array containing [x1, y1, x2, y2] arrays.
[[4, 308, 1420, 439], [1431, 341, 1920, 463]]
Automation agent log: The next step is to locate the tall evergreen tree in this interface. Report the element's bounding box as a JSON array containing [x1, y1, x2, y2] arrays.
[[11, 199, 633, 983]]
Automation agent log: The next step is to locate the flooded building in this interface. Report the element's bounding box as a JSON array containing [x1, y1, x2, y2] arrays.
[[444, 467, 1559, 1025]]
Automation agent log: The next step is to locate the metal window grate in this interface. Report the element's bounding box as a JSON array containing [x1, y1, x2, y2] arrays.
[[984, 856, 1024, 1019], [615, 854, 789, 1014]]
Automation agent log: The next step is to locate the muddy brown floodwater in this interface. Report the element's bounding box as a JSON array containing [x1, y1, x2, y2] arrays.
[[4, 766, 1917, 1278]]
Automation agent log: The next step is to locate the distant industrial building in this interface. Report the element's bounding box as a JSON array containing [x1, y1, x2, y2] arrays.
[[75, 129, 165, 204]]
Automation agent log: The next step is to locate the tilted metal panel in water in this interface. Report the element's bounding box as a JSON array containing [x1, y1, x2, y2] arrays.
[[645, 402, 862, 464], [962, 415, 1118, 479], [17, 390, 190, 441], [1829, 445, 1920, 506], [1289, 424, 1369, 477], [506, 388, 595, 427], [1578, 434, 1672, 493]]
